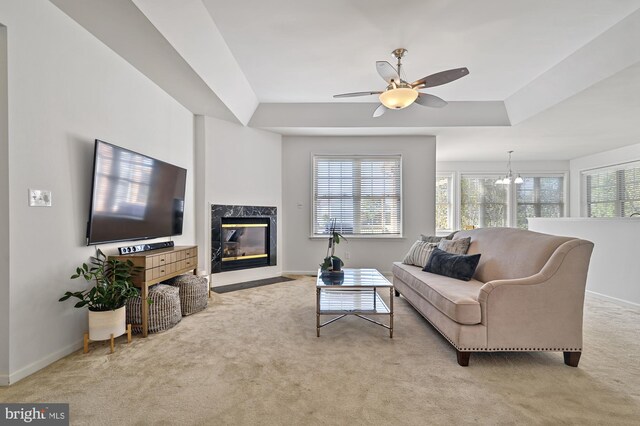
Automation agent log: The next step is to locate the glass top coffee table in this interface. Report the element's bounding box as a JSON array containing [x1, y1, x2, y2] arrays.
[[316, 268, 394, 338]]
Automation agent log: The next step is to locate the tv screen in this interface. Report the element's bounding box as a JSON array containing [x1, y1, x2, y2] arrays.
[[86, 139, 187, 245]]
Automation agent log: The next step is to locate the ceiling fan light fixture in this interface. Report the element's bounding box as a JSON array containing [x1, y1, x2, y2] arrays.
[[379, 88, 418, 109]]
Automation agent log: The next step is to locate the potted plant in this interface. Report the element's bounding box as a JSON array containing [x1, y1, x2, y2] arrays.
[[59, 249, 143, 341], [320, 218, 347, 274]]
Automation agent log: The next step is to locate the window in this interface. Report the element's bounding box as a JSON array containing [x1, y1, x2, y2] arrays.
[[312, 155, 401, 236], [436, 171, 567, 231], [516, 176, 565, 228], [460, 175, 508, 228], [583, 162, 640, 217], [436, 173, 454, 232]]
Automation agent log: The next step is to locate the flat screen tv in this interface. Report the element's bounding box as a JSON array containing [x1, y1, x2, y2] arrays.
[[86, 139, 187, 245]]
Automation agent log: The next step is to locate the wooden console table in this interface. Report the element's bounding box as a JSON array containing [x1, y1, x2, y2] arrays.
[[110, 245, 199, 337]]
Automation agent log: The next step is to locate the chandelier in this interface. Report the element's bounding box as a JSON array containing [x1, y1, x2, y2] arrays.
[[495, 150, 523, 185]]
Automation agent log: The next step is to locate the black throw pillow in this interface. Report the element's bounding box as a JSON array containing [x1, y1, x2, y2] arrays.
[[423, 248, 481, 281]]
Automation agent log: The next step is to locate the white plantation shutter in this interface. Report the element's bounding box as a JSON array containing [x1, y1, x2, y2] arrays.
[[583, 161, 640, 217], [312, 155, 402, 236]]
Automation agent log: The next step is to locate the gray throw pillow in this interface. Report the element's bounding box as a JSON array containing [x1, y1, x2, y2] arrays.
[[421, 230, 459, 243], [423, 248, 481, 281], [402, 241, 438, 268], [444, 231, 459, 240], [438, 237, 471, 255], [420, 234, 443, 243]]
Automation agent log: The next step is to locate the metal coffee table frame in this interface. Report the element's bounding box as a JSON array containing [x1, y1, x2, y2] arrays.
[[316, 268, 393, 338]]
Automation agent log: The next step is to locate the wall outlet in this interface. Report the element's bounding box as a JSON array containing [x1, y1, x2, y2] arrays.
[[29, 189, 52, 207], [345, 251, 351, 260]]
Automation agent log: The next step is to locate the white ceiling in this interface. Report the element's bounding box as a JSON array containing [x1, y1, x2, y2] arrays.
[[51, 0, 640, 162], [435, 61, 640, 160], [203, 0, 639, 102], [268, 61, 640, 161]]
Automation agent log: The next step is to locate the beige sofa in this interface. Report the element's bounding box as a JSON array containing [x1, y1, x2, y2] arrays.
[[392, 227, 594, 367]]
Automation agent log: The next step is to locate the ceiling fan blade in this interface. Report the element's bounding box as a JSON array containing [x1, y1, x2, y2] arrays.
[[333, 91, 383, 98], [373, 104, 386, 118], [412, 67, 469, 89], [376, 61, 399, 84], [415, 93, 448, 108]]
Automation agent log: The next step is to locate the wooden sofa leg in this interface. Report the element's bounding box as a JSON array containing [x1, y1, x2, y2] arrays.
[[456, 350, 470, 367], [564, 351, 581, 367], [394, 289, 400, 297]]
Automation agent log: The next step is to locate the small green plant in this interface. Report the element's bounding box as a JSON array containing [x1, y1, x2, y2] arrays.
[[59, 249, 144, 311], [320, 219, 348, 271]]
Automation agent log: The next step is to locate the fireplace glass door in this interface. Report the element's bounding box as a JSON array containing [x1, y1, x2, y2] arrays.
[[221, 217, 270, 271]]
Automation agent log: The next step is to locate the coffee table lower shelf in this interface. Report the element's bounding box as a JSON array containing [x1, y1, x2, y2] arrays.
[[316, 288, 393, 338]]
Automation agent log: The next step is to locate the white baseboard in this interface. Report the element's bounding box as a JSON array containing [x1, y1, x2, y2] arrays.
[[4, 338, 84, 385], [586, 290, 640, 308], [0, 373, 8, 386]]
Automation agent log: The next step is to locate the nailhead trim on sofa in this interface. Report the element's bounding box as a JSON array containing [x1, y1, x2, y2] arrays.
[[398, 290, 581, 352]]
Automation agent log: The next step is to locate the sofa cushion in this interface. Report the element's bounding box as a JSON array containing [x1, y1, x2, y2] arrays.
[[392, 262, 483, 325], [402, 240, 438, 267], [453, 228, 573, 283], [424, 248, 481, 281]]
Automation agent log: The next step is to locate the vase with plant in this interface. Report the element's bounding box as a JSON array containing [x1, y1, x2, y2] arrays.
[[59, 249, 144, 341], [320, 218, 347, 274]]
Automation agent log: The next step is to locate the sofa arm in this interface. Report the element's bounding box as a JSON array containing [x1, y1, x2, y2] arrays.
[[478, 239, 594, 351]]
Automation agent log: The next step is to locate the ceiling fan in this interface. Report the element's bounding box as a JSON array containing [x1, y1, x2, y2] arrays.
[[333, 48, 469, 117]]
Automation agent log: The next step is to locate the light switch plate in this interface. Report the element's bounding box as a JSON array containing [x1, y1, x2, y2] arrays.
[[29, 189, 52, 207]]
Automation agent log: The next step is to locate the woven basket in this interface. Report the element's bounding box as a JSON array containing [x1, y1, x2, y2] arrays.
[[126, 284, 182, 334], [164, 274, 208, 316]]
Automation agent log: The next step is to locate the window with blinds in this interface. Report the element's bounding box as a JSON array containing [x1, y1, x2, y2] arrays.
[[583, 162, 640, 217], [312, 155, 402, 236], [460, 175, 508, 228], [516, 176, 565, 228]]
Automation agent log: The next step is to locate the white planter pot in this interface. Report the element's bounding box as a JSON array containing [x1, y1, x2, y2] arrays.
[[88, 306, 126, 341]]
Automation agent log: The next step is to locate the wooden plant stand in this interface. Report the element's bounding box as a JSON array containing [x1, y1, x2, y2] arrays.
[[83, 324, 132, 354]]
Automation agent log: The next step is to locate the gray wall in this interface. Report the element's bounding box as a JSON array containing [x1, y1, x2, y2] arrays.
[[529, 218, 640, 306], [0, 24, 9, 385], [282, 135, 436, 274], [1, 0, 195, 383], [195, 116, 283, 286]]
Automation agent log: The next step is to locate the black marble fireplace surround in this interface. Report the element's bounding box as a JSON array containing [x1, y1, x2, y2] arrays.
[[211, 204, 277, 273]]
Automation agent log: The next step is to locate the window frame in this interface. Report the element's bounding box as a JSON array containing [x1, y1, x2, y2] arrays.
[[514, 173, 567, 228], [435, 172, 456, 234], [459, 173, 511, 229], [582, 161, 640, 217], [310, 153, 404, 239], [437, 170, 568, 231]]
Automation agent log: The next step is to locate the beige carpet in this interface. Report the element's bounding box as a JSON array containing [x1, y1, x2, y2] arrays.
[[1, 276, 639, 425]]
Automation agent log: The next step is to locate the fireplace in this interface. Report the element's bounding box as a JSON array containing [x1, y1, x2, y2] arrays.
[[211, 204, 277, 273], [221, 217, 270, 271]]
